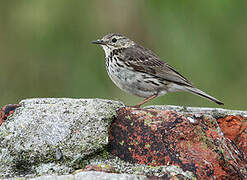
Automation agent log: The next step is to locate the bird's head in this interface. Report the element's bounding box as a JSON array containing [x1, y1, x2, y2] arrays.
[[92, 33, 134, 55]]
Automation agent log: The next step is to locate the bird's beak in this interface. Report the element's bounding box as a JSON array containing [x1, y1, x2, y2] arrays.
[[92, 39, 105, 45]]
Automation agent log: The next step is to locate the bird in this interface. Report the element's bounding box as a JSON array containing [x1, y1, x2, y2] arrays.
[[92, 33, 223, 107]]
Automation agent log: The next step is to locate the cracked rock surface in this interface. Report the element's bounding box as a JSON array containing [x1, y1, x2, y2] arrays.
[[30, 171, 148, 180], [109, 106, 247, 179], [0, 98, 123, 178], [1, 99, 246, 179]]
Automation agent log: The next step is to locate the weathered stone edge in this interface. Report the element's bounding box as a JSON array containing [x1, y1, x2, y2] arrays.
[[146, 105, 247, 116]]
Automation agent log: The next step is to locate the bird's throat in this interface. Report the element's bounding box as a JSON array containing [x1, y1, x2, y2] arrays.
[[101, 45, 112, 58]]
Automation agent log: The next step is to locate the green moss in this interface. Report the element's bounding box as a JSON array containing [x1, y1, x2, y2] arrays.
[[132, 139, 139, 145], [145, 144, 151, 148], [242, 118, 247, 123], [103, 149, 108, 159], [201, 134, 209, 149], [148, 165, 159, 169], [187, 141, 191, 149], [146, 112, 153, 117], [119, 140, 124, 146], [144, 119, 152, 126], [126, 115, 131, 120]]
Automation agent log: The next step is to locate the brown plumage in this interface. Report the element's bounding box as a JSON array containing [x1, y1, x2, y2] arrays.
[[92, 33, 224, 107]]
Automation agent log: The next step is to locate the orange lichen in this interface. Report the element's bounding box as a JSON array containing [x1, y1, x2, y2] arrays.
[[0, 104, 21, 126], [217, 115, 246, 140], [109, 107, 247, 179], [218, 115, 247, 156]]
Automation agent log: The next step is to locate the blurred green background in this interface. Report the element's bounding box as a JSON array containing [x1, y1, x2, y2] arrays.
[[0, 0, 246, 110]]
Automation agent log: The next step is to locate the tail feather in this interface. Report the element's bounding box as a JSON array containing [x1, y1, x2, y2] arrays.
[[185, 86, 224, 105]]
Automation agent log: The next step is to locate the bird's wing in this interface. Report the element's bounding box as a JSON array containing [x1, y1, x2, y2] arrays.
[[121, 45, 193, 87]]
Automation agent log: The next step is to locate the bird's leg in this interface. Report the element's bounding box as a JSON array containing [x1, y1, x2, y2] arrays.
[[133, 93, 158, 108]]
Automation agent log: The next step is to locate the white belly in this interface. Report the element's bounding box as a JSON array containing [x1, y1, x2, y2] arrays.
[[106, 58, 168, 98]]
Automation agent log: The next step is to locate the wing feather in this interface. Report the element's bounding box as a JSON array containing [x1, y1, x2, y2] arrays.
[[120, 45, 193, 87]]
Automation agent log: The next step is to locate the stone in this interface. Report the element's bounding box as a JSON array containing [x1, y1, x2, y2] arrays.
[[1, 100, 247, 179], [30, 171, 148, 180], [109, 106, 247, 179], [0, 98, 123, 178]]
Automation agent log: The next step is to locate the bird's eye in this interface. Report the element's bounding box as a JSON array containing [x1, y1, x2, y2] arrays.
[[112, 38, 117, 43]]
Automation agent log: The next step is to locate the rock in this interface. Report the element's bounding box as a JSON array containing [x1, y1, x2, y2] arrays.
[[0, 98, 123, 178], [83, 153, 196, 179], [0, 104, 21, 125], [217, 115, 247, 156], [146, 105, 247, 117], [150, 105, 247, 159], [109, 106, 247, 179], [1, 101, 247, 179], [30, 171, 148, 180]]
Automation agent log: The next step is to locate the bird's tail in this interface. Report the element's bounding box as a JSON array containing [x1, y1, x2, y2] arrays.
[[185, 86, 224, 105]]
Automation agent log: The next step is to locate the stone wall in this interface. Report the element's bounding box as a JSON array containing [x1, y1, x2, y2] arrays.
[[0, 98, 246, 179]]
